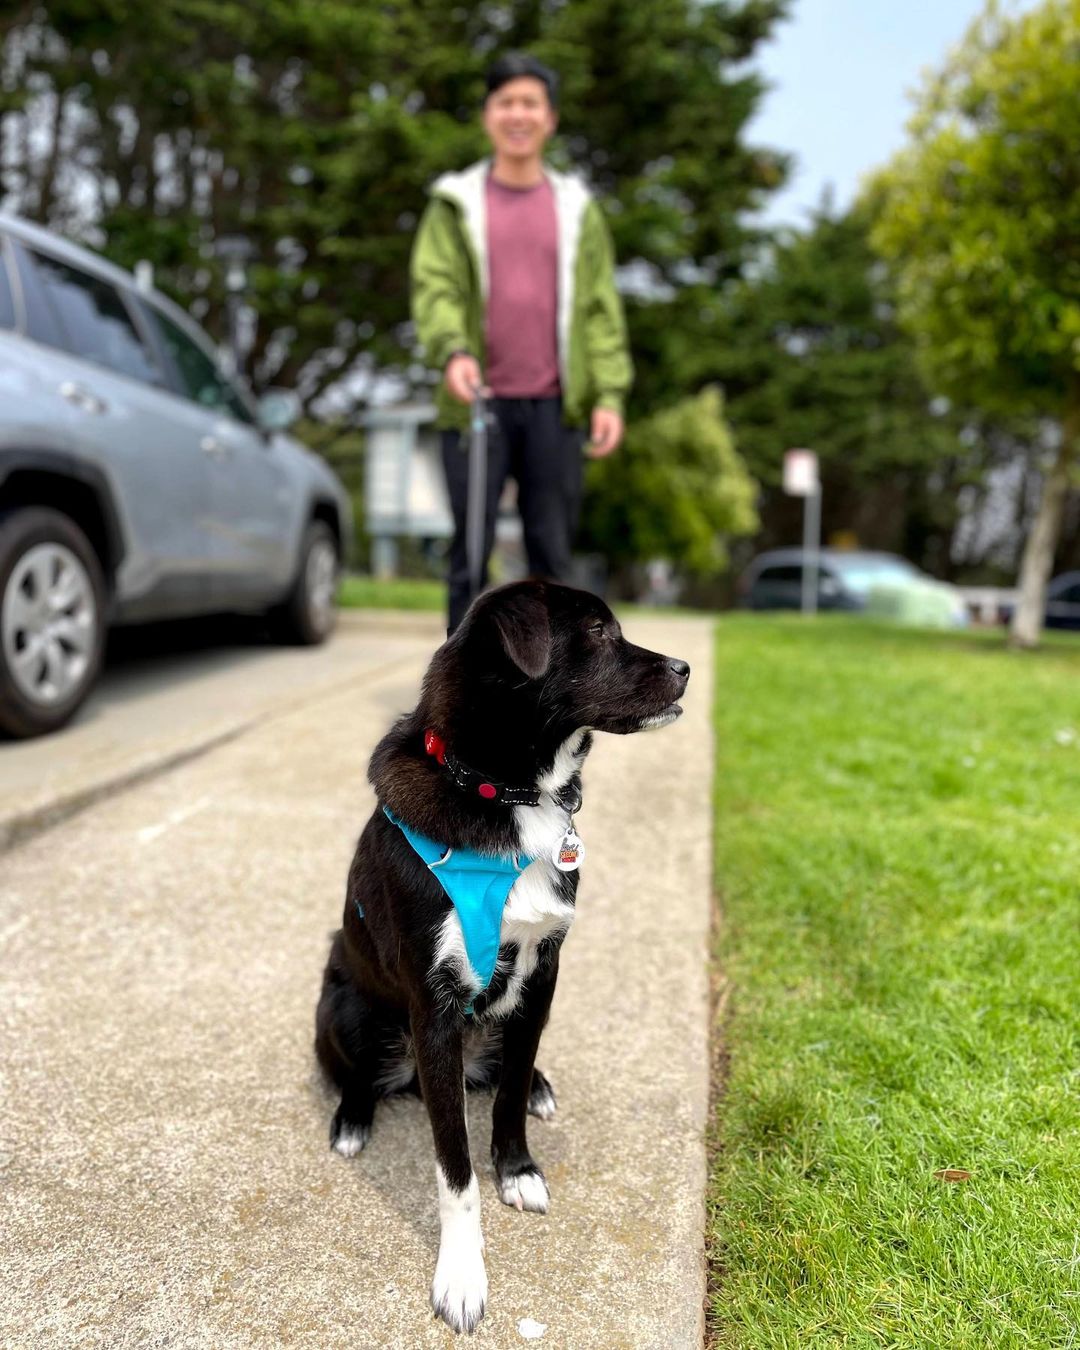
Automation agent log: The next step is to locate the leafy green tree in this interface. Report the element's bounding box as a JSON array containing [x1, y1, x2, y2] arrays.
[[582, 386, 758, 584], [870, 0, 1080, 646], [0, 1, 454, 391]]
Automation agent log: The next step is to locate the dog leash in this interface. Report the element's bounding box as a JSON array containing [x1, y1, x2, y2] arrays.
[[465, 388, 488, 607]]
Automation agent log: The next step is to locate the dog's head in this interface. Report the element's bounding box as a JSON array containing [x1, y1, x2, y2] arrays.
[[435, 580, 689, 741]]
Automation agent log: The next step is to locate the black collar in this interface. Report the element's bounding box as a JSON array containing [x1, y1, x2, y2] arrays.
[[424, 728, 541, 807]]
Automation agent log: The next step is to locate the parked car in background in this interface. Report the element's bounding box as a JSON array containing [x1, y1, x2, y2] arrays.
[[999, 572, 1080, 632], [738, 548, 969, 626], [740, 548, 917, 611], [1044, 572, 1080, 630], [0, 213, 353, 738]]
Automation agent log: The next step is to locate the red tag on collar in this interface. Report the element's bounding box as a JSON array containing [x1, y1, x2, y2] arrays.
[[424, 728, 447, 765]]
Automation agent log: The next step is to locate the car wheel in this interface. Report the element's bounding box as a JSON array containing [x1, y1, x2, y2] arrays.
[[0, 507, 107, 738], [272, 520, 339, 645]]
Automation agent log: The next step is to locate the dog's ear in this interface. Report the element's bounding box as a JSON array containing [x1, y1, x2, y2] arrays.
[[492, 589, 551, 679]]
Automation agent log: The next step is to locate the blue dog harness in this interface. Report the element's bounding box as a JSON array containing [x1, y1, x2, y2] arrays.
[[381, 807, 535, 1004], [358, 730, 583, 1012]]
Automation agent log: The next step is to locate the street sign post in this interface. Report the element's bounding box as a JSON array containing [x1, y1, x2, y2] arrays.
[[783, 449, 821, 616]]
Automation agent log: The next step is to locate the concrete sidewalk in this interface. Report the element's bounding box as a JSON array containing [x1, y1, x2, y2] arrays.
[[0, 613, 714, 1349]]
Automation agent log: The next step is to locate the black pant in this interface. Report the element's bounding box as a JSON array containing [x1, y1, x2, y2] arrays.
[[441, 397, 584, 632]]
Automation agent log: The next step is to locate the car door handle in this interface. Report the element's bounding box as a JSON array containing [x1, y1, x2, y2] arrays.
[[200, 435, 229, 458], [59, 381, 107, 415]]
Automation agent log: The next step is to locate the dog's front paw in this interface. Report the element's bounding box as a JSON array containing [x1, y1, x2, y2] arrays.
[[431, 1243, 487, 1334], [497, 1166, 550, 1214]]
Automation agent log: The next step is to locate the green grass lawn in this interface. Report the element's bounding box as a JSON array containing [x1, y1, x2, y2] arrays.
[[338, 575, 444, 610], [709, 617, 1080, 1350], [336, 573, 694, 619]]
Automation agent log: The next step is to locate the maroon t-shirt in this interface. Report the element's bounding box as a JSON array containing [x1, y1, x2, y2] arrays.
[[484, 175, 561, 398]]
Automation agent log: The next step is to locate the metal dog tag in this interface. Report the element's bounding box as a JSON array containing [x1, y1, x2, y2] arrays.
[[553, 825, 585, 872]]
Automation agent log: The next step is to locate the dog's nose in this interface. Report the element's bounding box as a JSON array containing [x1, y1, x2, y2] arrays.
[[668, 658, 690, 681]]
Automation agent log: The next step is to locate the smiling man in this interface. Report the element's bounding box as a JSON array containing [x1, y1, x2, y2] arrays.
[[411, 53, 633, 632]]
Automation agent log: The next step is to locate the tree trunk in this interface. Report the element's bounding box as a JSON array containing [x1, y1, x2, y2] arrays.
[[1010, 399, 1079, 649], [35, 87, 66, 221]]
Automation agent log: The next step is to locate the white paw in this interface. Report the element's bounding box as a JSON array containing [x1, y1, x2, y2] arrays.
[[498, 1168, 550, 1214], [331, 1124, 369, 1157], [430, 1243, 488, 1334], [527, 1081, 557, 1121]]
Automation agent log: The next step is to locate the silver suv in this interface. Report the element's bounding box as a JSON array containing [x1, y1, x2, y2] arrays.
[[0, 214, 353, 738]]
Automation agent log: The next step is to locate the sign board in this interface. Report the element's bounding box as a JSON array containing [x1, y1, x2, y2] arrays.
[[783, 448, 819, 497], [362, 401, 523, 578], [363, 404, 454, 538]]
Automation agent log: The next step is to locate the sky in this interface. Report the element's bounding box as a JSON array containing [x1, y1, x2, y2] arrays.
[[747, 0, 1034, 227]]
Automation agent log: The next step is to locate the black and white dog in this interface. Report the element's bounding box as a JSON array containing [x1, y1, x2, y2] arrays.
[[315, 579, 689, 1334]]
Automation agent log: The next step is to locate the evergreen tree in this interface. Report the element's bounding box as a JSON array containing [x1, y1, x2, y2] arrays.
[[650, 198, 1036, 579], [1, 0, 789, 415], [698, 202, 988, 573]]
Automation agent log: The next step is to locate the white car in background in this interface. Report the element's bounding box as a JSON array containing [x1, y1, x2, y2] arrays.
[[739, 548, 969, 626]]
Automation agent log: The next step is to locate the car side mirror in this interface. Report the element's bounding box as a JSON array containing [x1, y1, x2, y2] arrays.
[[258, 388, 302, 433]]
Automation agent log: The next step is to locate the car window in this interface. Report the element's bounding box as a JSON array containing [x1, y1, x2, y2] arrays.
[[143, 305, 254, 424], [1054, 582, 1080, 604], [0, 241, 15, 329], [757, 565, 802, 584], [28, 249, 163, 385]]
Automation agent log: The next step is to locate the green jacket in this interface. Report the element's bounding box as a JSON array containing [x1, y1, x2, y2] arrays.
[[410, 159, 633, 430]]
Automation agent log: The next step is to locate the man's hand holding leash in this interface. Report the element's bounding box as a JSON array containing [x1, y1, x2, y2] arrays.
[[445, 352, 486, 404]]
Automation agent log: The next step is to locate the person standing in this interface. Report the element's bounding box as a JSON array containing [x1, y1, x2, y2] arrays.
[[410, 52, 633, 631]]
